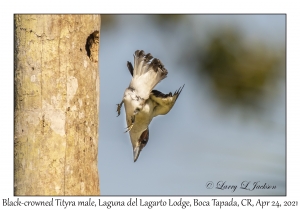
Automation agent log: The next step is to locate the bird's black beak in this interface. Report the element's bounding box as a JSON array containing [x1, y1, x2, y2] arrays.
[[133, 128, 149, 162], [133, 145, 141, 162]]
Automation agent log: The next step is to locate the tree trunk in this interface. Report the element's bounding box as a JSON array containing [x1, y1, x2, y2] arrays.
[[14, 15, 100, 195]]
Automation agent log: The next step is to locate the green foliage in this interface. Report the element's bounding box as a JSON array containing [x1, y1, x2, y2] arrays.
[[200, 29, 283, 108]]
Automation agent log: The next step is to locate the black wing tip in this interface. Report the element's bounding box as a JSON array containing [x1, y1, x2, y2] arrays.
[[175, 84, 185, 97], [170, 84, 185, 102], [178, 84, 185, 93]]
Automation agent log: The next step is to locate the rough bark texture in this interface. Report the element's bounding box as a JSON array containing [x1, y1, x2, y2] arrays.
[[14, 15, 100, 195]]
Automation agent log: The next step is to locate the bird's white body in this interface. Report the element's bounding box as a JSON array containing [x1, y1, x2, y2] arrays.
[[124, 92, 155, 148]]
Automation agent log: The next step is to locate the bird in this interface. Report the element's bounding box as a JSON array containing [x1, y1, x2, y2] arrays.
[[117, 50, 184, 162]]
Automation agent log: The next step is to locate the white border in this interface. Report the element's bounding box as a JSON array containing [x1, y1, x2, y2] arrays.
[[1, 1, 299, 209]]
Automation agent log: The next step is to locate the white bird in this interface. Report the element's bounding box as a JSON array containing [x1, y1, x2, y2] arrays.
[[117, 50, 184, 162]]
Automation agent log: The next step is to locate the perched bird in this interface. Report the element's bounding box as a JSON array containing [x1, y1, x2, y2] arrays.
[[117, 50, 184, 162]]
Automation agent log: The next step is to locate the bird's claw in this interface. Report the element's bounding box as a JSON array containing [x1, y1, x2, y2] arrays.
[[124, 115, 135, 133], [124, 123, 134, 133], [116, 101, 124, 117]]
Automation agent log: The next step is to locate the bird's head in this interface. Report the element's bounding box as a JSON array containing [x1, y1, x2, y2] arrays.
[[131, 128, 149, 162]]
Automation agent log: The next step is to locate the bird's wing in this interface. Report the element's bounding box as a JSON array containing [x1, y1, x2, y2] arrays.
[[150, 85, 184, 117]]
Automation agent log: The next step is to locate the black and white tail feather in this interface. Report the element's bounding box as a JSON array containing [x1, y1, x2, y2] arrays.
[[129, 50, 168, 100], [117, 50, 184, 162]]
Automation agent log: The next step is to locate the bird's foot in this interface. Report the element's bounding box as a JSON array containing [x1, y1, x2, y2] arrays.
[[116, 101, 124, 117]]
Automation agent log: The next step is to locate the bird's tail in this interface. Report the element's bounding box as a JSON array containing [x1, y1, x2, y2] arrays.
[[130, 50, 168, 99]]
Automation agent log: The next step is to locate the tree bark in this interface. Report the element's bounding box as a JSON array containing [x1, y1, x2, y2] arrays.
[[14, 15, 100, 195]]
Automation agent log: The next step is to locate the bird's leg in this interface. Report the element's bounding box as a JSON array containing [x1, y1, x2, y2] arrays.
[[125, 115, 135, 133], [116, 100, 124, 117]]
